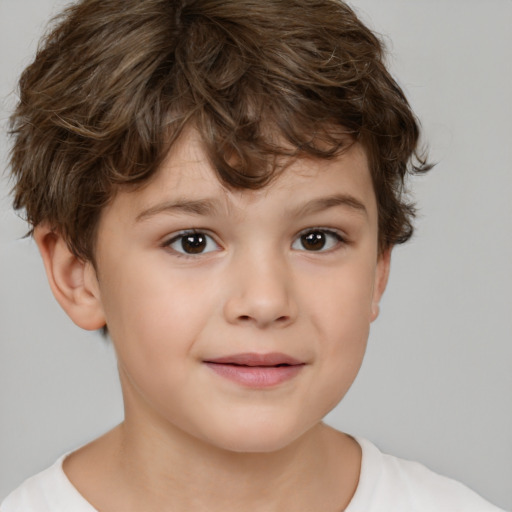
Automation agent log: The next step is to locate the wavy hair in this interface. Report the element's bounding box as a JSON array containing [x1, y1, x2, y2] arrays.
[[10, 0, 431, 260]]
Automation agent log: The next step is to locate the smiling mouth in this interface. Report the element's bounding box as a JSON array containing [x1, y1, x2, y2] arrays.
[[204, 353, 305, 387]]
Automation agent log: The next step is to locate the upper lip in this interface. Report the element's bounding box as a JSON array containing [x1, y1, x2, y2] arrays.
[[204, 352, 304, 367]]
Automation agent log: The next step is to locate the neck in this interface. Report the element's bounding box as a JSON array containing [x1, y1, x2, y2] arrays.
[[112, 416, 360, 512], [64, 392, 361, 512]]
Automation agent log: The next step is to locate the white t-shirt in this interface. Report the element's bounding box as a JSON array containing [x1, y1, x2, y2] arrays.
[[1, 438, 505, 512]]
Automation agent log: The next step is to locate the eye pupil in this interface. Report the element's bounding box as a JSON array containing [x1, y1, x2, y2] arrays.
[[182, 234, 207, 254], [301, 232, 326, 251]]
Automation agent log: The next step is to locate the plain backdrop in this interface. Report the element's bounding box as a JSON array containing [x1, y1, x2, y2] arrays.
[[0, 0, 511, 509]]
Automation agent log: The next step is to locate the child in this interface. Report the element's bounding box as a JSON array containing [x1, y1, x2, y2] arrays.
[[1, 0, 506, 510]]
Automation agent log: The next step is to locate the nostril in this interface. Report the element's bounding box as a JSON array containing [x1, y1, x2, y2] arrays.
[[237, 314, 290, 323]]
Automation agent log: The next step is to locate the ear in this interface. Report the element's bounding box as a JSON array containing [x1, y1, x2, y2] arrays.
[[370, 247, 392, 322], [34, 224, 106, 330]]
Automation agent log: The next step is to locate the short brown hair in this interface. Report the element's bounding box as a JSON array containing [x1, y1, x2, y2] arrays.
[[9, 0, 430, 261]]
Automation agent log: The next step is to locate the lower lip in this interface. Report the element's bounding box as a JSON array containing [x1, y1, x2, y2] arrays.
[[204, 363, 304, 388]]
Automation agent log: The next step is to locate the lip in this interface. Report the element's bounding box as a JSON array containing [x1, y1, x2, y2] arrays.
[[204, 352, 305, 388]]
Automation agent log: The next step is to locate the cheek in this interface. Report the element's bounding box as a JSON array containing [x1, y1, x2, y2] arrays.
[[98, 254, 224, 370], [98, 261, 215, 407], [304, 262, 375, 395], [307, 261, 375, 339]]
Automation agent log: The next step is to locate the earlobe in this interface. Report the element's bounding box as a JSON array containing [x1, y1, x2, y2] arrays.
[[370, 248, 392, 322], [34, 224, 106, 331]]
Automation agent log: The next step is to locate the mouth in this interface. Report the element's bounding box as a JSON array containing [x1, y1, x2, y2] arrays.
[[203, 352, 305, 388]]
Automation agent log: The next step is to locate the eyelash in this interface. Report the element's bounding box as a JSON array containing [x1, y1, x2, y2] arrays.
[[162, 227, 347, 257], [292, 228, 346, 253], [163, 229, 220, 258]]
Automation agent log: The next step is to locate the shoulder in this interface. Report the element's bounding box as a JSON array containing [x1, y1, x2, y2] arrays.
[[346, 437, 505, 512], [1, 455, 97, 512]]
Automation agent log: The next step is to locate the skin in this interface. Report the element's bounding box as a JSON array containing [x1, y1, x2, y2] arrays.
[[35, 130, 390, 512]]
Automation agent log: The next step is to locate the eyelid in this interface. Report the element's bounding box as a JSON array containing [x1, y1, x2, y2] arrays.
[[291, 227, 347, 252], [162, 229, 221, 256]]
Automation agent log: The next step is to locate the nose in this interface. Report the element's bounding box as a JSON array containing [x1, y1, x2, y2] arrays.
[[223, 250, 297, 328]]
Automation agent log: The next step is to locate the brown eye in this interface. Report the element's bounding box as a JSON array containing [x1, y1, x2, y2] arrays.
[[301, 231, 327, 251], [181, 233, 207, 254], [292, 229, 343, 252], [166, 231, 219, 255]]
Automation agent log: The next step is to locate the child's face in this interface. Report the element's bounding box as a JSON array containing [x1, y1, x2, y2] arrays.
[[89, 130, 389, 452]]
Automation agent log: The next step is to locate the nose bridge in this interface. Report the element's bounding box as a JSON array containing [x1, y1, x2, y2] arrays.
[[223, 244, 296, 328]]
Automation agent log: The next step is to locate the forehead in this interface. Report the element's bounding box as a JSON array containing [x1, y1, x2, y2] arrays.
[[104, 130, 377, 224]]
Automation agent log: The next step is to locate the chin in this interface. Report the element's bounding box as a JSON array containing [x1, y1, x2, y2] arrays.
[[215, 436, 299, 454], [200, 417, 312, 454]]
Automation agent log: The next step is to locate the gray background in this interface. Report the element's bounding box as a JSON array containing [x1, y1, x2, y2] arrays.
[[0, 0, 511, 509]]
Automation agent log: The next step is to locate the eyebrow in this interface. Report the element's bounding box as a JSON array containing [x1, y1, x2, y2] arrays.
[[292, 194, 368, 218], [135, 193, 367, 223], [135, 198, 218, 222]]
